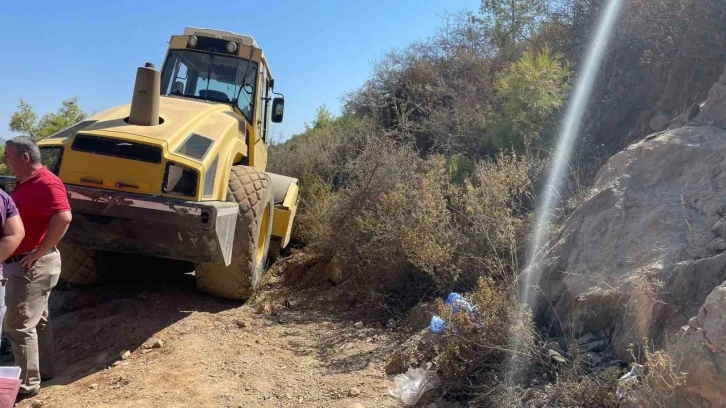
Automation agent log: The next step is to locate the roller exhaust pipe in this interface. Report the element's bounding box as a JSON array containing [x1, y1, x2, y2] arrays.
[[128, 62, 160, 126]]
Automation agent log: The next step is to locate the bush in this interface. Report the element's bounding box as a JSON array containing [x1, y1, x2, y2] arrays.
[[268, 112, 375, 247], [450, 151, 543, 284], [546, 368, 621, 408], [342, 12, 502, 158], [321, 144, 458, 308], [619, 340, 687, 407], [271, 103, 542, 314], [293, 176, 337, 253], [433, 276, 536, 402], [336, 153, 457, 286]]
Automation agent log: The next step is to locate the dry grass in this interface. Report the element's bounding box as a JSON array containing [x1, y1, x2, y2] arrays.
[[545, 367, 621, 408], [450, 151, 543, 285], [432, 277, 538, 403], [618, 339, 688, 407]]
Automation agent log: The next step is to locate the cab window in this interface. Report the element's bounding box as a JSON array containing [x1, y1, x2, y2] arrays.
[[160, 49, 259, 122]]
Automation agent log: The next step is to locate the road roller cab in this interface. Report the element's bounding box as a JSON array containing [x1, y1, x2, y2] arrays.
[[26, 27, 299, 300]]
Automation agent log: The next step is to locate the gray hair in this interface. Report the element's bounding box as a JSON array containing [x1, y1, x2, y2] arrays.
[[6, 136, 41, 164]]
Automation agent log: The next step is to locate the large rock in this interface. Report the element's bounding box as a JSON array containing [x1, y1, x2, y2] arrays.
[[534, 124, 726, 353], [668, 103, 700, 130], [533, 65, 726, 407], [668, 282, 726, 407], [693, 64, 726, 128], [649, 113, 671, 132]]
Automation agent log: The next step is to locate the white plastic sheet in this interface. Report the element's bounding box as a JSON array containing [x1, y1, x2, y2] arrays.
[[387, 367, 441, 405]]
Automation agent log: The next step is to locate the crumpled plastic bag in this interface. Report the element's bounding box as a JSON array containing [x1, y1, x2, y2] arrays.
[[430, 293, 486, 335], [446, 292, 477, 315], [387, 367, 441, 406], [616, 364, 644, 401]]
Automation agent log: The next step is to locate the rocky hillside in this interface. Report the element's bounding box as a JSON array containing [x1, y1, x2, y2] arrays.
[[534, 65, 726, 407]]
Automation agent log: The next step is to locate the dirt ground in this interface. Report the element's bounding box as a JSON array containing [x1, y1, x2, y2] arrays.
[[8, 257, 416, 408]]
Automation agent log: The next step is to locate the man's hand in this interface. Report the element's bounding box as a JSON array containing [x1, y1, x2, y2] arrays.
[[22, 210, 71, 270], [19, 249, 43, 269]]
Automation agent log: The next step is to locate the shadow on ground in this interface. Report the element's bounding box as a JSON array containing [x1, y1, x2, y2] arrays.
[[39, 259, 244, 388]]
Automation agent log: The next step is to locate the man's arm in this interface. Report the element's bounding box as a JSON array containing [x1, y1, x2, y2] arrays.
[[35, 210, 72, 254], [19, 211, 71, 268], [0, 215, 24, 263]]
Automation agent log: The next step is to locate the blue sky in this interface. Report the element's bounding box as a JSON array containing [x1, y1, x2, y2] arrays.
[[0, 0, 479, 142]]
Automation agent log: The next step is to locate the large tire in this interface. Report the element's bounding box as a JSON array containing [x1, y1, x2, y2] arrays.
[[194, 166, 274, 300], [58, 242, 105, 285], [101, 252, 194, 281]]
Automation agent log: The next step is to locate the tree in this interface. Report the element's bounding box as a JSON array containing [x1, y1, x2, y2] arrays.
[[9, 97, 88, 141], [480, 0, 549, 57], [0, 145, 8, 176], [495, 46, 572, 149], [304, 105, 335, 132], [8, 101, 37, 139]]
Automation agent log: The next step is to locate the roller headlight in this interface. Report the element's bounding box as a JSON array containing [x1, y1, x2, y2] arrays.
[[163, 162, 198, 197]]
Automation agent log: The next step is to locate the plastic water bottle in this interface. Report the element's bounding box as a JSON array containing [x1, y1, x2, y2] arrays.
[[429, 315, 447, 334]]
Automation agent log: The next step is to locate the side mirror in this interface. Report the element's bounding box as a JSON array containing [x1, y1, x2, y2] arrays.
[[271, 97, 284, 123]]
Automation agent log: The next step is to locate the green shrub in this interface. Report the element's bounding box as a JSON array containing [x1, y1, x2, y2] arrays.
[[495, 46, 572, 150]]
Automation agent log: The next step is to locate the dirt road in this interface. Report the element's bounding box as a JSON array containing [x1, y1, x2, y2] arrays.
[[10, 263, 408, 408]]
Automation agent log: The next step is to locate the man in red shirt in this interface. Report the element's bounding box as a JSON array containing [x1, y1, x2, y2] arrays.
[[3, 136, 72, 402]]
